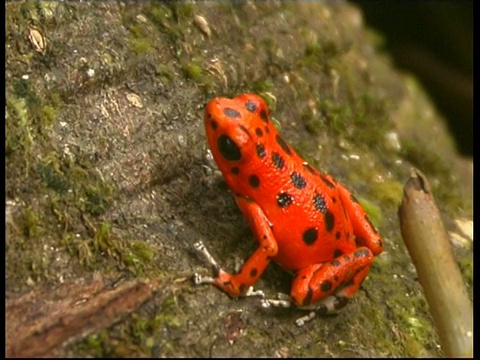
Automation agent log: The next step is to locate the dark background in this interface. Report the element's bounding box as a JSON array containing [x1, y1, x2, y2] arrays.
[[351, 1, 473, 157]]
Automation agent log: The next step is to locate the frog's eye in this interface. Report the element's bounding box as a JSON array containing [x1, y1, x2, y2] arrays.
[[217, 135, 241, 161], [245, 100, 257, 113]]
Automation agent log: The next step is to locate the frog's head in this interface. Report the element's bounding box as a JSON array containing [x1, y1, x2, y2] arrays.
[[204, 94, 272, 173]]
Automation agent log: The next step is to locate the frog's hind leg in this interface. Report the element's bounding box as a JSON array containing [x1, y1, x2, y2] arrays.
[[264, 247, 374, 326], [291, 248, 373, 304], [261, 265, 371, 326], [294, 266, 371, 326]]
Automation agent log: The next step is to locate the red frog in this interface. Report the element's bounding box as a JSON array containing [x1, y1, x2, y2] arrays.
[[193, 93, 384, 326]]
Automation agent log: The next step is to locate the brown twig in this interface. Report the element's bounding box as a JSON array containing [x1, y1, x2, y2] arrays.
[[6, 274, 163, 358], [398, 168, 472, 358]]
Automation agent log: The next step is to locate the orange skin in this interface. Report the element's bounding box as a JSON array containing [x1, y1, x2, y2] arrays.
[[202, 93, 383, 309]]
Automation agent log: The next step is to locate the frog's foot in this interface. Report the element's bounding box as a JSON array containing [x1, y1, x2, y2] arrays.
[[261, 292, 292, 308], [192, 272, 215, 285], [294, 294, 349, 326], [295, 311, 317, 327], [192, 241, 266, 298], [260, 293, 335, 327], [244, 286, 266, 298], [261, 293, 349, 326]]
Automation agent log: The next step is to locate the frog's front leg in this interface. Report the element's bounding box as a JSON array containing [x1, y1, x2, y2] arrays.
[[262, 247, 374, 326], [336, 182, 384, 255], [193, 195, 278, 297]]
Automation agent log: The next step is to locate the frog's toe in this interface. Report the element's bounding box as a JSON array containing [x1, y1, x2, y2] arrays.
[[192, 273, 215, 285], [244, 286, 266, 298], [295, 311, 317, 327], [261, 298, 292, 308]]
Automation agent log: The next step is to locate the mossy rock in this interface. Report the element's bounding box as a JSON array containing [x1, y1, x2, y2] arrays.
[[6, 1, 471, 357]]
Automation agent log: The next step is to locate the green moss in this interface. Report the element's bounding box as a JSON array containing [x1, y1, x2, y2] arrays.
[[352, 304, 398, 356], [123, 7, 160, 56], [181, 62, 203, 82], [62, 220, 159, 276], [357, 196, 383, 226], [130, 37, 155, 55], [11, 79, 55, 134], [372, 179, 404, 207], [76, 330, 108, 357], [37, 2, 59, 21], [42, 104, 56, 126], [181, 58, 215, 93], [6, 79, 62, 180], [144, 2, 171, 24], [457, 256, 473, 287], [60, 222, 110, 269], [260, 91, 278, 113], [142, 1, 193, 46], [261, 36, 289, 72], [314, 91, 390, 151], [301, 42, 323, 68], [123, 241, 156, 272], [135, 296, 182, 345], [403, 333, 431, 357], [300, 39, 348, 70], [38, 161, 69, 193], [130, 297, 182, 341], [401, 140, 445, 176], [400, 139, 469, 216], [60, 234, 75, 256], [130, 296, 183, 355], [155, 63, 174, 84], [384, 295, 438, 356], [301, 107, 326, 136], [23, 206, 41, 239], [85, 183, 114, 216], [169, 2, 194, 20], [127, 21, 148, 39], [5, 95, 32, 157], [6, 204, 51, 289], [318, 99, 345, 133], [74, 294, 183, 357], [350, 93, 390, 147], [77, 240, 96, 268], [66, 165, 115, 216], [17, 1, 59, 24], [434, 182, 470, 218], [406, 315, 432, 344], [93, 222, 113, 254], [250, 79, 274, 94]]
